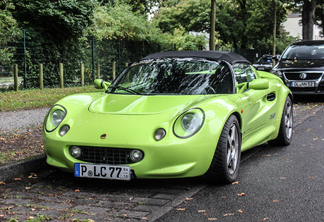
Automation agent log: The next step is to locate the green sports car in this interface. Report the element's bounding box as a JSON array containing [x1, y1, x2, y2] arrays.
[[43, 51, 293, 184]]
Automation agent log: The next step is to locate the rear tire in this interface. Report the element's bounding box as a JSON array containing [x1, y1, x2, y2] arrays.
[[268, 96, 293, 146], [205, 115, 241, 184]]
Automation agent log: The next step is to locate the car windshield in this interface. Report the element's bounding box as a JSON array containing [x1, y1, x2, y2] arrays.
[[282, 44, 324, 60], [108, 58, 234, 95]]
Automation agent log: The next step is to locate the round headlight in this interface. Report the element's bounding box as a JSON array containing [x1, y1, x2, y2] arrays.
[[130, 150, 144, 162], [52, 110, 65, 127], [45, 105, 67, 132], [69, 146, 82, 158], [181, 113, 201, 133], [173, 108, 205, 138]]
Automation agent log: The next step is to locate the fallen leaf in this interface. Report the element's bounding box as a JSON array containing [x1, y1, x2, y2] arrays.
[[307, 177, 314, 179], [198, 210, 206, 213], [177, 208, 186, 211], [238, 209, 243, 213], [313, 137, 318, 140], [232, 181, 239, 185], [223, 213, 234, 216], [141, 217, 148, 220], [237, 193, 245, 197], [262, 154, 271, 157], [279, 177, 286, 180], [306, 128, 311, 132], [0, 181, 5, 185], [28, 216, 34, 219], [221, 196, 226, 198], [0, 215, 4, 217], [14, 178, 21, 181], [74, 189, 80, 192], [186, 198, 193, 201], [25, 187, 31, 190], [273, 200, 280, 202], [208, 218, 217, 221], [259, 218, 270, 221]]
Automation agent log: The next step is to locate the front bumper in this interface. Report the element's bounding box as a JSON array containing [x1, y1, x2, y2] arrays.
[[42, 114, 222, 179]]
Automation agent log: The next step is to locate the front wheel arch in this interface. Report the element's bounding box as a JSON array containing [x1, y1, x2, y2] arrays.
[[204, 115, 242, 184]]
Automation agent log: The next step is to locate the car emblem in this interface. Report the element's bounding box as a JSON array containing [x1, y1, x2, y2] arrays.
[[100, 134, 108, 139], [299, 73, 307, 79]]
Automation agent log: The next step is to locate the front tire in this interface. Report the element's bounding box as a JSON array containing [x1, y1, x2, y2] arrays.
[[268, 96, 293, 146], [205, 115, 241, 184]]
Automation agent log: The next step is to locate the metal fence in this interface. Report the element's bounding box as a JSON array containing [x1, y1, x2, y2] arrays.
[[0, 30, 177, 90], [0, 29, 271, 91]]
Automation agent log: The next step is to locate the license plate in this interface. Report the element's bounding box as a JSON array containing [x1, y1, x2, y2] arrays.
[[290, 81, 315, 87], [74, 163, 131, 181]]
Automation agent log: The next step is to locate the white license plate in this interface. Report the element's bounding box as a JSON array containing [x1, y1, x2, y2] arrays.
[[291, 81, 315, 87], [74, 163, 131, 181]]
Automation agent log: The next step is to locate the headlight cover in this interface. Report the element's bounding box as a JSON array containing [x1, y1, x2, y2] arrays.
[[45, 105, 67, 132], [270, 70, 283, 78], [173, 108, 205, 138]]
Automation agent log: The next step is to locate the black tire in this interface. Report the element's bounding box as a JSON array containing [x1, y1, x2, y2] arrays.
[[205, 115, 242, 184], [268, 96, 293, 146]]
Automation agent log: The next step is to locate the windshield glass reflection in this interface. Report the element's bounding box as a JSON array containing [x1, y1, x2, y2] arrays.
[[108, 58, 234, 95]]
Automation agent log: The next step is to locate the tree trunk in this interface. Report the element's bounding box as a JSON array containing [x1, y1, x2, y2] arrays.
[[302, 0, 316, 40], [273, 0, 276, 67], [210, 0, 216, 50]]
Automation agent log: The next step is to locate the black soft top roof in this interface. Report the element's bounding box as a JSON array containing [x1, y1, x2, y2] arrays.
[[142, 51, 250, 64]]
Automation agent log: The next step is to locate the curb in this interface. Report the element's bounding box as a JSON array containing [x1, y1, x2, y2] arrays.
[[1, 105, 324, 182], [0, 154, 51, 181]]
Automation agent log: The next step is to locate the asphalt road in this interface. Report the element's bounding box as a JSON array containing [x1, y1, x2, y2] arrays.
[[156, 108, 324, 222]]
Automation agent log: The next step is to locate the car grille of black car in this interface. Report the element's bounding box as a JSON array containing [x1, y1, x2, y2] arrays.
[[284, 72, 323, 80], [74, 146, 138, 164]]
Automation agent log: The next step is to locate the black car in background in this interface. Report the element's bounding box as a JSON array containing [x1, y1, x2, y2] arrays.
[[252, 54, 274, 71], [271, 40, 324, 94]]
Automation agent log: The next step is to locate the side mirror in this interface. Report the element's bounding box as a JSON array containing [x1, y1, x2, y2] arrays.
[[94, 79, 111, 90], [237, 79, 269, 94], [248, 79, 269, 90]]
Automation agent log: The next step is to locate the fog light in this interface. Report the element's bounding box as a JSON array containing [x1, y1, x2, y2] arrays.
[[130, 150, 144, 162], [70, 146, 82, 158], [154, 128, 166, 141], [59, 125, 70, 136]]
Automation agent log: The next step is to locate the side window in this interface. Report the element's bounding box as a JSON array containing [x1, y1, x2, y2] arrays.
[[233, 63, 256, 84]]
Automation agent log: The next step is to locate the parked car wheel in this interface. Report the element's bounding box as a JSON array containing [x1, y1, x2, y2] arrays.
[[268, 96, 293, 146], [206, 115, 242, 184]]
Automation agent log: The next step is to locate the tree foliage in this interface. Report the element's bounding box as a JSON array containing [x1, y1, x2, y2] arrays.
[[154, 0, 291, 49], [11, 0, 96, 50], [0, 1, 21, 69], [91, 0, 206, 50]]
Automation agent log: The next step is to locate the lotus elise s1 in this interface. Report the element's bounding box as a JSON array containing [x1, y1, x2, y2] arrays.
[[43, 51, 293, 184]]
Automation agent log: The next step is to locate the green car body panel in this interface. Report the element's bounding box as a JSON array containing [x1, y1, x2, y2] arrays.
[[42, 51, 292, 181]]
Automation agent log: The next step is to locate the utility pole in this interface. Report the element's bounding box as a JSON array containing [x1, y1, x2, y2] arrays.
[[210, 0, 216, 50], [273, 0, 276, 66]]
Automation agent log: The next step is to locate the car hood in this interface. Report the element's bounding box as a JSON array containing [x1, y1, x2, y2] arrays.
[[88, 93, 209, 115], [276, 59, 324, 69]]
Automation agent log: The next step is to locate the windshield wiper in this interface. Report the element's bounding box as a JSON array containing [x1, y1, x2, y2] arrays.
[[109, 85, 142, 95]]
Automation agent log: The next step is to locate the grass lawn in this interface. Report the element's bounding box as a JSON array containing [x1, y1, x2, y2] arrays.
[[0, 85, 103, 112]]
